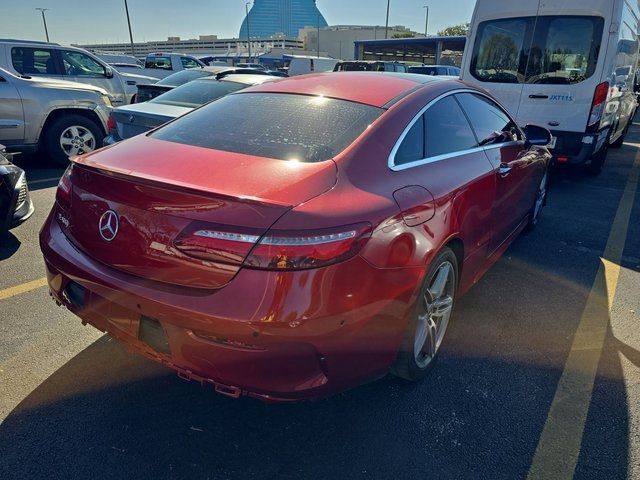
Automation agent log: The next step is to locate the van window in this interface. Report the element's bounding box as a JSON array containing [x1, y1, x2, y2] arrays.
[[525, 17, 604, 84], [471, 18, 529, 84], [471, 16, 604, 85], [11, 47, 57, 75]]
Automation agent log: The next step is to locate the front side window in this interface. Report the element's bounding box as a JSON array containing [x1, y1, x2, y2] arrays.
[[525, 16, 604, 84], [180, 56, 201, 69], [61, 51, 105, 77], [152, 93, 383, 163], [151, 79, 245, 108], [471, 18, 529, 84], [11, 47, 57, 75], [455, 93, 520, 145]]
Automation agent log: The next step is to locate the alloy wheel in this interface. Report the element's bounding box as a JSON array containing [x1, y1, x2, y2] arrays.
[[59, 125, 97, 157], [414, 261, 455, 369], [533, 172, 548, 222]]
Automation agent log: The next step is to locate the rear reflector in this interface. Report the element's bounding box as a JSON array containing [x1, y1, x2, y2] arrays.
[[556, 156, 569, 163]]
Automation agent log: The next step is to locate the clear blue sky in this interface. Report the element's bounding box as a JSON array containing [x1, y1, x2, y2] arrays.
[[0, 0, 476, 45]]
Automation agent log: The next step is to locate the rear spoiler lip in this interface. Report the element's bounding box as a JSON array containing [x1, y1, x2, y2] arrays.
[[70, 156, 294, 209]]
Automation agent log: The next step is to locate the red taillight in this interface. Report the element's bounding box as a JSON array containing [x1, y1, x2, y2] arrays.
[[106, 113, 117, 133], [245, 223, 372, 270], [587, 82, 609, 132], [174, 223, 372, 270], [56, 164, 73, 208]]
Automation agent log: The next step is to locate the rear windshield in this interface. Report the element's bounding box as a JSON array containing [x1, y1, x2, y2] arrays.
[[471, 15, 604, 85], [157, 69, 212, 86], [335, 63, 379, 71], [145, 56, 172, 70], [151, 79, 245, 108], [151, 93, 383, 162]]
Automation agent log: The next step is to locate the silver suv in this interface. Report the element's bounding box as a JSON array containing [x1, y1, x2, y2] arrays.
[[0, 39, 157, 106], [0, 67, 110, 165]]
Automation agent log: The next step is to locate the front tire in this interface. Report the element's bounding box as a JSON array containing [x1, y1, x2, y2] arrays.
[[392, 247, 458, 381], [525, 169, 548, 232], [43, 114, 103, 167]]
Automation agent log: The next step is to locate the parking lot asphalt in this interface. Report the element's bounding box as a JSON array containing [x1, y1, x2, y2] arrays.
[[0, 128, 639, 479]]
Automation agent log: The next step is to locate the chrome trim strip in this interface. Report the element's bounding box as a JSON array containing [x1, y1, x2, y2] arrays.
[[388, 88, 523, 172]]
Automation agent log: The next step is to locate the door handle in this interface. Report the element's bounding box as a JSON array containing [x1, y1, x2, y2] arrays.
[[529, 94, 549, 99], [498, 164, 512, 177]]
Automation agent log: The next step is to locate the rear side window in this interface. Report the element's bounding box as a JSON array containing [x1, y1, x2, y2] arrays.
[[424, 96, 477, 158], [11, 47, 57, 75], [145, 56, 172, 70], [151, 79, 245, 108], [455, 93, 520, 145], [471, 16, 604, 85], [395, 117, 424, 165], [152, 93, 383, 163]]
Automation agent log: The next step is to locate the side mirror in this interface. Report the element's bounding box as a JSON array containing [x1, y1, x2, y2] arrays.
[[524, 124, 552, 147], [104, 66, 114, 79]]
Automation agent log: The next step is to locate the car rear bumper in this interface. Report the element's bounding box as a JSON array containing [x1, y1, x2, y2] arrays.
[[40, 211, 422, 401], [549, 129, 608, 165]]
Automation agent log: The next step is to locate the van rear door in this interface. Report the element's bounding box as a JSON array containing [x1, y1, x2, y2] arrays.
[[517, 2, 613, 135]]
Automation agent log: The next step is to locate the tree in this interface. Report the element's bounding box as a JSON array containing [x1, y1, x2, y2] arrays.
[[392, 32, 415, 39], [438, 23, 469, 36]]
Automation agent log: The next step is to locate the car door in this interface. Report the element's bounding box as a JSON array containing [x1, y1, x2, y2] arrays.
[[455, 92, 538, 251], [0, 73, 24, 144], [390, 94, 496, 274]]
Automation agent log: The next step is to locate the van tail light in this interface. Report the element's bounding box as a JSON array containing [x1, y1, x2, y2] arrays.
[[587, 82, 609, 132], [174, 223, 372, 270], [55, 164, 73, 209], [106, 113, 117, 133]]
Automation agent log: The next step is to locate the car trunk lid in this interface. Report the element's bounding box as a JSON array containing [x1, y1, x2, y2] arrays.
[[63, 136, 337, 289]]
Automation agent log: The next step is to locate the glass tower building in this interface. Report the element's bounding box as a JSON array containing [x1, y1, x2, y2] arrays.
[[239, 0, 328, 38]]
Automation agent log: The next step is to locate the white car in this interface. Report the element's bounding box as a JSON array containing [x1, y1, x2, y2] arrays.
[[462, 0, 639, 174], [0, 39, 156, 106], [116, 52, 206, 80]]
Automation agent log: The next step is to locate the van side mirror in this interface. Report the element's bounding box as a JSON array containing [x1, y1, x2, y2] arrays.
[[524, 124, 552, 147], [104, 66, 114, 79]]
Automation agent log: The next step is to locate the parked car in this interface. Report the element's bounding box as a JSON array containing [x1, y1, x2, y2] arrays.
[[134, 66, 274, 103], [408, 65, 461, 77], [116, 52, 206, 80], [0, 146, 33, 235], [0, 67, 111, 165], [287, 56, 339, 75], [462, 0, 640, 174], [0, 39, 156, 106], [93, 53, 143, 68], [334, 61, 408, 73], [42, 72, 551, 401], [105, 73, 280, 144]]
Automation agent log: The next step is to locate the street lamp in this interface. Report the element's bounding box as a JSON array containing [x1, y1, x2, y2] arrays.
[[423, 5, 429, 37], [35, 8, 50, 42], [123, 0, 135, 56], [245, 2, 252, 62], [384, 0, 390, 39], [317, 14, 321, 58]]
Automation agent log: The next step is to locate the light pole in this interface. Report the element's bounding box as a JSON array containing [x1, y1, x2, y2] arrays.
[[245, 3, 252, 62], [317, 14, 321, 58], [123, 0, 135, 56], [384, 0, 390, 39], [35, 8, 50, 42], [423, 5, 429, 37]]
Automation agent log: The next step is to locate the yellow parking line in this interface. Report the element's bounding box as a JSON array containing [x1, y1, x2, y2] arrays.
[[0, 277, 48, 301], [527, 153, 640, 479]]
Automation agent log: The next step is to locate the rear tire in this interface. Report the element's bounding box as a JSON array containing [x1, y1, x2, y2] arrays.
[[585, 137, 609, 176], [392, 247, 458, 381], [43, 114, 103, 167], [610, 121, 629, 149]]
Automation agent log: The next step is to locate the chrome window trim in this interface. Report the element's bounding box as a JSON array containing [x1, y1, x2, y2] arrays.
[[388, 88, 523, 172]]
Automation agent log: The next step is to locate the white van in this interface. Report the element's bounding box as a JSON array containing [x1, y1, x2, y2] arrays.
[[461, 0, 639, 173], [287, 56, 339, 76]]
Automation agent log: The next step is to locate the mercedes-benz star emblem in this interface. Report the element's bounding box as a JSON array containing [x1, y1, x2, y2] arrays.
[[99, 210, 119, 242]]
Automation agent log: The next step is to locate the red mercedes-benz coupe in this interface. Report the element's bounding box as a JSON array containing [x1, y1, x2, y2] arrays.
[[40, 72, 551, 401]]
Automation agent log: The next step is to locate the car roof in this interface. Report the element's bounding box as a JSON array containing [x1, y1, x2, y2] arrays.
[[198, 74, 281, 86], [243, 71, 448, 108]]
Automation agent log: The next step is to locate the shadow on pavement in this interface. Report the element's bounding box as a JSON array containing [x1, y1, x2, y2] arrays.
[[0, 232, 21, 260]]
